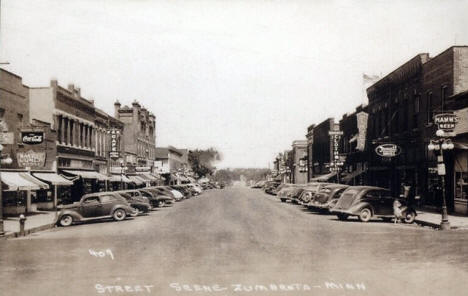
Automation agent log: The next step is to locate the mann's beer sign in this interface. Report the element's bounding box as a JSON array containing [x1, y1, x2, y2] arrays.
[[375, 144, 402, 158], [434, 113, 459, 132]]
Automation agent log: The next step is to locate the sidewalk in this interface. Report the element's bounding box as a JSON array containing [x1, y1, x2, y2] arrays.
[[2, 211, 57, 239], [415, 210, 468, 230]]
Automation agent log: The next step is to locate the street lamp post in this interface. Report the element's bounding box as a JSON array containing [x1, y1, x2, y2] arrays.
[[427, 129, 454, 230]]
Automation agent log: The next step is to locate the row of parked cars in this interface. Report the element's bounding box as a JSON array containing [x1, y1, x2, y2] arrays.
[[253, 181, 417, 223], [56, 183, 207, 227]]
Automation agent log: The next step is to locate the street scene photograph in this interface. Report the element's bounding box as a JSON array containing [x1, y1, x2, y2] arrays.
[[1, 0, 468, 295]]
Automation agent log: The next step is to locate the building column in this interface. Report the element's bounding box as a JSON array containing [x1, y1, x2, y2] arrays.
[[60, 116, 66, 144]]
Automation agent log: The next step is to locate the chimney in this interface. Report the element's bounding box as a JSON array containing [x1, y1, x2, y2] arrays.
[[50, 79, 58, 88], [114, 101, 121, 119], [68, 84, 74, 92], [76, 87, 81, 97]]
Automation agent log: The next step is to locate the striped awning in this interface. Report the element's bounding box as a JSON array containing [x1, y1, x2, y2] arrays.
[[19, 173, 50, 190], [62, 170, 109, 181], [1, 172, 41, 191], [109, 174, 132, 183], [127, 175, 145, 185], [33, 173, 74, 186]]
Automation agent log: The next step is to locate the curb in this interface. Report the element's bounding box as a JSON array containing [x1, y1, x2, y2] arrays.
[[415, 219, 440, 229], [415, 219, 468, 230], [2, 223, 56, 239]]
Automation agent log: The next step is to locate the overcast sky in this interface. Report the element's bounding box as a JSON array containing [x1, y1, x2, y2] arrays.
[[1, 0, 467, 168]]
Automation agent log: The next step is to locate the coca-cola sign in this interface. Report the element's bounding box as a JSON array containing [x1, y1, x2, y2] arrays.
[[21, 131, 44, 145], [375, 144, 402, 158]]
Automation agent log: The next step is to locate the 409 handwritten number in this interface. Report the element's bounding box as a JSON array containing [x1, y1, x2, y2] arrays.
[[89, 249, 114, 260]]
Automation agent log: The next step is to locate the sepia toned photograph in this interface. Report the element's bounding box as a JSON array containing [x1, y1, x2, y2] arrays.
[[1, 1, 468, 295]]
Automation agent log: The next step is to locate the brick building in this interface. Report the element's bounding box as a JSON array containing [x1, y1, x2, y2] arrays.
[[114, 101, 156, 175], [366, 46, 468, 213], [309, 118, 338, 181]]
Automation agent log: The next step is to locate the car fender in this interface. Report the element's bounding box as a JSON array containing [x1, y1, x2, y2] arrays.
[[111, 204, 133, 215], [348, 202, 375, 215], [57, 210, 83, 223]]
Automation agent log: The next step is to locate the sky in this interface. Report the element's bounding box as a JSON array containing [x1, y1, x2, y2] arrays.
[[1, 0, 468, 168]]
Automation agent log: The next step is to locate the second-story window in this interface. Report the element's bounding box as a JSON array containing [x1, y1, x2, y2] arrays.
[[413, 95, 420, 129], [441, 85, 447, 111], [17, 113, 23, 127], [426, 92, 433, 124]]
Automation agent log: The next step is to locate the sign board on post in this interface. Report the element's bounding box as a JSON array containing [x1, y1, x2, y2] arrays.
[[434, 113, 459, 135]]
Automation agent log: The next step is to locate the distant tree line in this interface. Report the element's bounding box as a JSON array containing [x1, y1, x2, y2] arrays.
[[213, 168, 271, 185]]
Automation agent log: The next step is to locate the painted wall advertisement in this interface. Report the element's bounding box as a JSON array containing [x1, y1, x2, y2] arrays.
[[17, 150, 46, 168]]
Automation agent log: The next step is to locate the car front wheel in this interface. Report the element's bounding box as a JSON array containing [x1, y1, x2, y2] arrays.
[[358, 208, 372, 222], [404, 210, 416, 224], [59, 215, 73, 227], [113, 208, 127, 221]]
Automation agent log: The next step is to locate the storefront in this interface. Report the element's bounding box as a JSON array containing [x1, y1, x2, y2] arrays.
[[61, 169, 108, 202], [32, 172, 74, 209], [0, 171, 49, 214]]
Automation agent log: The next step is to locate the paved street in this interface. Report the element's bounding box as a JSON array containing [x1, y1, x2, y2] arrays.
[[1, 186, 468, 296]]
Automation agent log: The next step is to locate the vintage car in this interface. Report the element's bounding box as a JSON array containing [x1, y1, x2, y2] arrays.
[[309, 184, 350, 212], [277, 184, 297, 202], [170, 185, 192, 199], [139, 188, 175, 207], [299, 182, 334, 206], [264, 181, 282, 195], [330, 186, 417, 223], [288, 185, 308, 204], [114, 190, 152, 214], [56, 192, 136, 227]]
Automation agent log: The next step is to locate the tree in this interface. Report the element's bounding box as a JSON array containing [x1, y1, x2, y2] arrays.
[[188, 148, 222, 178]]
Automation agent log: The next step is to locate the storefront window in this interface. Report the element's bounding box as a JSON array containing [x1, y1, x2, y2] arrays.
[[456, 172, 468, 200], [2, 191, 26, 207]]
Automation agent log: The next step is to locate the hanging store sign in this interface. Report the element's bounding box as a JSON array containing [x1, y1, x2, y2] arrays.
[[329, 130, 343, 169], [375, 144, 402, 158], [434, 113, 459, 133], [17, 150, 46, 168], [21, 131, 44, 145], [356, 112, 368, 151], [109, 129, 121, 160]]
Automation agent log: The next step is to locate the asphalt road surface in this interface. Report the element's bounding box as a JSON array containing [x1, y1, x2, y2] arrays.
[[1, 186, 468, 296]]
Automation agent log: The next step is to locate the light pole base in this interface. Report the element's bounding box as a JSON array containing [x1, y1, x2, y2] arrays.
[[440, 220, 451, 230]]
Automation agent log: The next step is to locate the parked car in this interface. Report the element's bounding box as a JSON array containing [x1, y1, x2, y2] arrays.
[[251, 180, 266, 188], [330, 186, 417, 223], [288, 185, 308, 204], [299, 182, 334, 206], [170, 185, 192, 199], [309, 184, 350, 212], [277, 184, 296, 202], [114, 190, 152, 214], [264, 181, 281, 195], [148, 186, 178, 204], [56, 192, 136, 227], [139, 188, 174, 208]]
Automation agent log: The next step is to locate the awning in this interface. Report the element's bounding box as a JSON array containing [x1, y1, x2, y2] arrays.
[[127, 175, 145, 185], [62, 170, 108, 181], [33, 173, 74, 186], [310, 172, 337, 182], [0, 172, 41, 191], [341, 168, 365, 184], [138, 173, 158, 182], [454, 141, 468, 150], [19, 173, 50, 190], [109, 174, 132, 183]]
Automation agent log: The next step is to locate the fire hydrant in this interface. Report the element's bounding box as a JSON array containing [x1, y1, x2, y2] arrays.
[[19, 214, 27, 237]]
